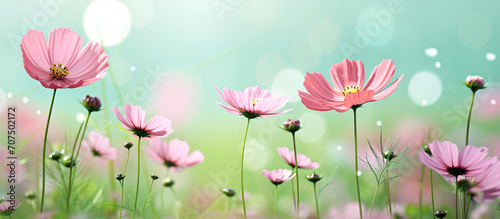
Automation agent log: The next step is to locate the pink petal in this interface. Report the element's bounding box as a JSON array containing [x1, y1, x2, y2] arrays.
[[329, 58, 365, 90], [48, 27, 82, 67], [372, 75, 404, 101], [343, 90, 374, 109], [113, 107, 131, 129], [363, 59, 396, 93], [67, 42, 109, 87], [298, 91, 335, 111], [20, 30, 52, 81]]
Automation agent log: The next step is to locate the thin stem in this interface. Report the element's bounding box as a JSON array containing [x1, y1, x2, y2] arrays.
[[465, 193, 472, 218], [66, 113, 87, 212], [430, 170, 436, 219], [40, 88, 57, 212], [291, 132, 300, 214], [462, 191, 466, 219], [353, 108, 363, 219], [274, 185, 278, 217], [313, 183, 320, 219], [223, 197, 230, 219], [141, 179, 155, 218], [419, 164, 425, 219], [133, 137, 142, 219], [385, 167, 392, 216], [465, 91, 476, 146], [120, 149, 132, 219], [240, 118, 251, 218], [455, 177, 459, 219], [291, 178, 296, 211], [369, 184, 380, 217]]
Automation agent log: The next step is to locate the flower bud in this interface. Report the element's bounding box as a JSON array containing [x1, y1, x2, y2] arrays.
[[221, 188, 237, 197], [123, 142, 133, 150], [151, 174, 159, 180], [24, 191, 36, 200], [457, 179, 471, 192], [423, 145, 432, 157], [434, 210, 447, 218], [465, 75, 485, 92], [383, 151, 396, 161], [83, 95, 102, 112], [49, 151, 63, 161], [306, 173, 323, 183], [283, 119, 301, 133], [61, 155, 76, 168], [115, 174, 126, 181], [163, 178, 174, 187]]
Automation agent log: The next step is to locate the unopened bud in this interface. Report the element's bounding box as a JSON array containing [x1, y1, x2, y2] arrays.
[[49, 151, 63, 161], [163, 178, 174, 187], [283, 119, 301, 133], [83, 95, 102, 112], [221, 188, 237, 197], [306, 173, 323, 183], [151, 174, 159, 180], [123, 142, 133, 150]]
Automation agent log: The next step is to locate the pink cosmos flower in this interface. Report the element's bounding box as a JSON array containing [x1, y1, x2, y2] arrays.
[[21, 27, 108, 89], [82, 131, 116, 160], [261, 169, 295, 185], [277, 147, 320, 169], [215, 85, 291, 119], [0, 201, 18, 212], [113, 104, 173, 139], [145, 138, 204, 171], [299, 58, 404, 113], [418, 141, 497, 179], [468, 161, 500, 202]]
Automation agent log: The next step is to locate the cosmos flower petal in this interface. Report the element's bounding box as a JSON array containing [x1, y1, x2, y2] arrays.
[[363, 59, 396, 93], [48, 27, 82, 67], [344, 90, 374, 109], [372, 75, 404, 101], [329, 58, 365, 90]]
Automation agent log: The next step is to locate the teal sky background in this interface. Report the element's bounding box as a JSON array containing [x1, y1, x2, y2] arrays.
[[0, 0, 499, 216]]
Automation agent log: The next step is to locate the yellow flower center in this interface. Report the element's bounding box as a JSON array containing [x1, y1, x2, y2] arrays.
[[50, 63, 69, 80], [251, 98, 260, 106], [341, 85, 360, 97]]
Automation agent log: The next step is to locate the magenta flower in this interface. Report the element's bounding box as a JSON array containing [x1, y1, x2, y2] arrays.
[[82, 131, 116, 160], [145, 138, 204, 171], [299, 58, 404, 113], [469, 161, 500, 202], [215, 85, 291, 119], [21, 27, 109, 89], [113, 104, 173, 139], [418, 141, 497, 178], [261, 169, 295, 185], [277, 147, 320, 169]]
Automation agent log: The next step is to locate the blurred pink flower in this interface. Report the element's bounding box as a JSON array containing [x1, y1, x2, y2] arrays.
[[261, 169, 295, 185], [299, 58, 404, 112], [20, 27, 108, 89], [418, 141, 497, 179], [469, 161, 500, 202], [37, 211, 56, 219], [277, 147, 320, 169], [82, 131, 116, 160], [0, 201, 18, 213], [113, 104, 173, 139], [145, 138, 204, 171], [215, 85, 290, 119], [328, 202, 390, 219]]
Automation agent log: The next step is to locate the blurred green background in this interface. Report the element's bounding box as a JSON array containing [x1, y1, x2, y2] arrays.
[[1, 0, 499, 218]]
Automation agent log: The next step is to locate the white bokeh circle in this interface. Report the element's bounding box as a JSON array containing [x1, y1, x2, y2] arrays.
[[297, 112, 326, 143], [408, 71, 442, 106], [84, 0, 131, 46], [270, 69, 304, 103]]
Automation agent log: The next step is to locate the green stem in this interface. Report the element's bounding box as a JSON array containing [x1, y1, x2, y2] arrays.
[[67, 111, 92, 212], [462, 191, 466, 219], [465, 194, 471, 218], [291, 177, 296, 210], [313, 183, 320, 219], [141, 179, 155, 218], [66, 115, 85, 212], [274, 185, 278, 217], [40, 89, 57, 212], [465, 91, 476, 146], [430, 170, 436, 218], [291, 132, 300, 214], [455, 177, 459, 219], [240, 118, 251, 218], [369, 184, 380, 217], [385, 171, 392, 216], [419, 164, 425, 219], [119, 149, 132, 219], [133, 137, 142, 219], [353, 108, 363, 219]]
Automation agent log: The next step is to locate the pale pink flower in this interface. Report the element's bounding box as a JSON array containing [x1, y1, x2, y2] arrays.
[[21, 27, 108, 89], [299, 58, 404, 112], [145, 138, 204, 171], [0, 201, 18, 212], [215, 85, 291, 119], [113, 104, 173, 139], [82, 131, 116, 160], [261, 169, 295, 185], [418, 141, 497, 179], [469, 161, 500, 202], [277, 147, 320, 169]]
